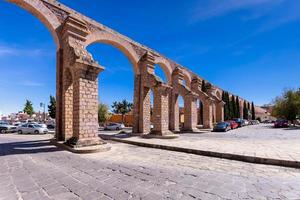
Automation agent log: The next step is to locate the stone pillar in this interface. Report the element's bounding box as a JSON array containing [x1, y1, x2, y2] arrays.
[[55, 48, 64, 141], [61, 68, 73, 141], [203, 101, 213, 129], [139, 86, 151, 134], [183, 94, 198, 131], [216, 101, 224, 122], [70, 63, 104, 147], [133, 74, 141, 134], [151, 85, 171, 135], [169, 92, 179, 132]]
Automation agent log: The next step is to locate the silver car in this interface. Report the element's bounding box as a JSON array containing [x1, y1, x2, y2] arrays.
[[104, 123, 125, 131], [17, 123, 48, 134]]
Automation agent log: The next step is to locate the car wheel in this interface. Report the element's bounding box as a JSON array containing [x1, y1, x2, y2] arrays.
[[18, 130, 22, 134], [116, 127, 120, 131], [1, 129, 6, 134], [34, 130, 39, 134]]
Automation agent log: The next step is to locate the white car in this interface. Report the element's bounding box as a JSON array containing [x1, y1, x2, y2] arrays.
[[104, 123, 125, 131], [17, 123, 48, 134]]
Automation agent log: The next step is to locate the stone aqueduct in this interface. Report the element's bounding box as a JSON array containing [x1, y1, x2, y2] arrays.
[[8, 0, 253, 147]]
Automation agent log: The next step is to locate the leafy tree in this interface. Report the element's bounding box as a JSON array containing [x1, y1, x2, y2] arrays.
[[251, 102, 256, 120], [112, 99, 133, 123], [24, 100, 34, 116], [98, 103, 111, 125], [272, 88, 300, 124], [235, 96, 240, 118], [48, 95, 56, 119]]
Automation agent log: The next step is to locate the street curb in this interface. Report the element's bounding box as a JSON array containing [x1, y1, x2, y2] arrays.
[[110, 138, 300, 169], [50, 139, 111, 154]]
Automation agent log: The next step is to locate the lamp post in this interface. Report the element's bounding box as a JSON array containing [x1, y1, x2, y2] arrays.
[[40, 102, 46, 123]]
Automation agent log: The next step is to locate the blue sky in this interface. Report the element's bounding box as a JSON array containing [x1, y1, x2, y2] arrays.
[[0, 0, 300, 115]]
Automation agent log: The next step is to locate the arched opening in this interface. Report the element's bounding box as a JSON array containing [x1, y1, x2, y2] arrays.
[[197, 99, 204, 127], [86, 43, 136, 129], [178, 95, 184, 129], [0, 2, 58, 133], [154, 64, 168, 83]]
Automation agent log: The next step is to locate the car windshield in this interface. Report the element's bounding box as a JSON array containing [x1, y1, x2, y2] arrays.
[[217, 122, 227, 126]]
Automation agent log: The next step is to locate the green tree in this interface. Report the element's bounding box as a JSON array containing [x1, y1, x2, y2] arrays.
[[230, 95, 236, 119], [272, 88, 300, 124], [112, 99, 133, 123], [48, 95, 56, 119], [235, 96, 240, 118], [24, 100, 34, 116], [251, 102, 256, 120], [243, 101, 248, 120], [98, 103, 111, 125]]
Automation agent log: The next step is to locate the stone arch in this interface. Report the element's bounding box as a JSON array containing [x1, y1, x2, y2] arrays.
[[85, 31, 140, 74], [181, 69, 192, 89], [8, 0, 61, 48], [154, 57, 172, 85]]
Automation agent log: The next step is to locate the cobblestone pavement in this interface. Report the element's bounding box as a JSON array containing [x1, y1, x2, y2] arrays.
[[1, 133, 300, 200], [104, 124, 300, 163]]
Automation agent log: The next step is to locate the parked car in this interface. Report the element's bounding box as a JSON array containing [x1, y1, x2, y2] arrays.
[[104, 123, 125, 131], [243, 120, 250, 126], [213, 122, 231, 132], [274, 119, 289, 128], [226, 120, 239, 129], [17, 123, 48, 134], [0, 121, 17, 134], [47, 124, 55, 129], [233, 118, 245, 127], [249, 120, 259, 125]]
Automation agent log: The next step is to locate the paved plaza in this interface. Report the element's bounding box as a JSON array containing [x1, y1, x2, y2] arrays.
[[103, 124, 300, 165], [1, 130, 300, 200]]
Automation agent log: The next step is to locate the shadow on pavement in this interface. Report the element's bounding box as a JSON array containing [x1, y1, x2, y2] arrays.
[[0, 139, 63, 156], [99, 131, 134, 140]]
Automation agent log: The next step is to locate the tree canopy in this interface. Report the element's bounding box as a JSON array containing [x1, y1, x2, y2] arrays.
[[98, 103, 111, 124], [48, 95, 56, 119], [24, 100, 34, 116], [112, 100, 133, 123], [272, 88, 300, 122]]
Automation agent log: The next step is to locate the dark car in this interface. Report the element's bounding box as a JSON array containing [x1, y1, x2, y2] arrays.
[[233, 118, 245, 127], [213, 122, 231, 132], [274, 119, 289, 128]]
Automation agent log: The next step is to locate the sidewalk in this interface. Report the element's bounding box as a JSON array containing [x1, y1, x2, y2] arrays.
[[100, 124, 300, 168]]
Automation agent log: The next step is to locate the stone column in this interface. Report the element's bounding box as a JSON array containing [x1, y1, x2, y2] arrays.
[[70, 63, 104, 147], [203, 101, 213, 129], [55, 48, 64, 141], [169, 92, 179, 132], [216, 101, 224, 122], [133, 74, 141, 134], [151, 85, 171, 135], [61, 68, 73, 141], [139, 86, 151, 134], [183, 94, 198, 131]]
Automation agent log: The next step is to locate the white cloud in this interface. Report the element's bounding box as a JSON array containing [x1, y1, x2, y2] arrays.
[[0, 44, 52, 57], [20, 81, 44, 87], [191, 0, 280, 22]]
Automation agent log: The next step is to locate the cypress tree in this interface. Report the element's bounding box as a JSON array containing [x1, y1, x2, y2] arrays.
[[226, 92, 231, 119], [243, 101, 248, 119], [235, 96, 240, 118], [230, 95, 236, 119], [251, 102, 256, 120]]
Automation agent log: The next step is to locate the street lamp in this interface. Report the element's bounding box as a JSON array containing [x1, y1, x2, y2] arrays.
[[40, 102, 46, 123]]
